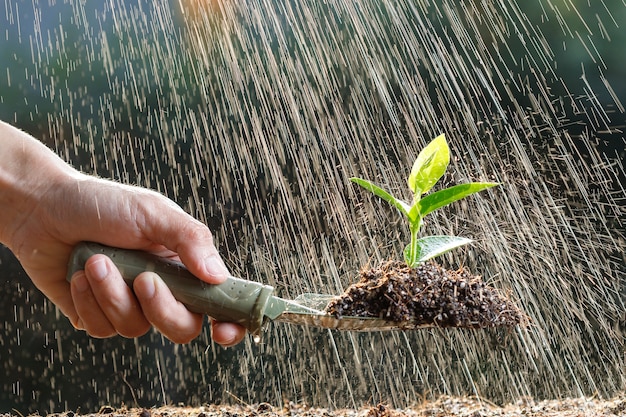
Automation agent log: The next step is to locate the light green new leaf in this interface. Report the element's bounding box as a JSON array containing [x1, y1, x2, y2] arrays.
[[350, 133, 500, 267], [350, 177, 411, 216], [408, 134, 450, 195], [418, 182, 499, 217], [404, 235, 473, 266]]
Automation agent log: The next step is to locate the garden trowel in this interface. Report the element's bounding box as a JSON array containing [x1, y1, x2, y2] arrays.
[[67, 242, 416, 337]]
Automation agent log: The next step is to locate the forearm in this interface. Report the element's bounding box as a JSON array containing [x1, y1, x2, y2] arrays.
[[0, 121, 81, 248]]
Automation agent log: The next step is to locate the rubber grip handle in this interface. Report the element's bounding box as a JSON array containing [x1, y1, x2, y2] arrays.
[[66, 242, 274, 335]]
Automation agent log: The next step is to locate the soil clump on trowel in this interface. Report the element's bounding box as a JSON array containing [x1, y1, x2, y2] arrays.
[[325, 260, 526, 328]]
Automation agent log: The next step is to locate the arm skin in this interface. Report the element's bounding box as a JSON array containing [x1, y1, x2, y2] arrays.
[[0, 120, 246, 346]]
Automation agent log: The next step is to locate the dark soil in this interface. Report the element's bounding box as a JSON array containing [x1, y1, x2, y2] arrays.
[[325, 260, 526, 328], [8, 396, 624, 417]]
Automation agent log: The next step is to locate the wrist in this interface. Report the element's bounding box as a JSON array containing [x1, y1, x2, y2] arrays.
[[0, 122, 80, 249]]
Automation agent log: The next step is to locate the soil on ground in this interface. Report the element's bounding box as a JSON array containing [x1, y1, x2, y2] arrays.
[[325, 260, 526, 328], [7, 396, 625, 417]]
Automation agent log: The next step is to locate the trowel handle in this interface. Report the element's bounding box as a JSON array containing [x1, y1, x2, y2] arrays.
[[66, 242, 274, 335]]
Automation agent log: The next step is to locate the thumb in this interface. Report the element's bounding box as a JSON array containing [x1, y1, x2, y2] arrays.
[[140, 195, 230, 284]]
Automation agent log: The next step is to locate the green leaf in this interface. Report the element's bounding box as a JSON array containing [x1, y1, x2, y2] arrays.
[[408, 134, 450, 195], [350, 177, 411, 216], [404, 235, 473, 266], [418, 182, 499, 217]]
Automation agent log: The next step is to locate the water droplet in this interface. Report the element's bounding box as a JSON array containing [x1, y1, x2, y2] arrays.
[[1, 0, 624, 410]]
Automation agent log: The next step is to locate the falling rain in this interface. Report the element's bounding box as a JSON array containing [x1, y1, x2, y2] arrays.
[[0, 0, 624, 413]]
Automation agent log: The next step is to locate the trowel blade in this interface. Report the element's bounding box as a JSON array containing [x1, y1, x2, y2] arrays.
[[270, 293, 436, 331]]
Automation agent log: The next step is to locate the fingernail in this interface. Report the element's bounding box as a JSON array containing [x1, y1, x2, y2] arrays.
[[204, 255, 228, 280], [141, 273, 157, 299], [221, 328, 240, 347], [90, 257, 109, 282], [73, 273, 89, 293], [213, 322, 241, 348]]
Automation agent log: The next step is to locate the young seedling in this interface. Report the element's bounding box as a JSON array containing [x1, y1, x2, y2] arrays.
[[351, 134, 498, 267]]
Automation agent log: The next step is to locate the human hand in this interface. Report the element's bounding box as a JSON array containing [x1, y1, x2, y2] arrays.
[[0, 122, 246, 345]]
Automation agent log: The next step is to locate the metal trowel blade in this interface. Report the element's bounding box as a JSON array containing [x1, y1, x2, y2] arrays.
[[269, 293, 436, 331]]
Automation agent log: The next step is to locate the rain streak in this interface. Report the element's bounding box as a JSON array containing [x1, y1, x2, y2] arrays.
[[0, 0, 624, 413]]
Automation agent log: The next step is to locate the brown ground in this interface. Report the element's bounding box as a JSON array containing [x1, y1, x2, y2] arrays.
[[7, 264, 618, 417], [325, 261, 525, 328], [7, 396, 625, 417]]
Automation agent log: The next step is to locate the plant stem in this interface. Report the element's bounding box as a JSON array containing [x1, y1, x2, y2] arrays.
[[406, 218, 422, 267]]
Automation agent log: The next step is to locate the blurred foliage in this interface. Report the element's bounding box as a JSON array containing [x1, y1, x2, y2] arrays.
[[1, 1, 624, 140]]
